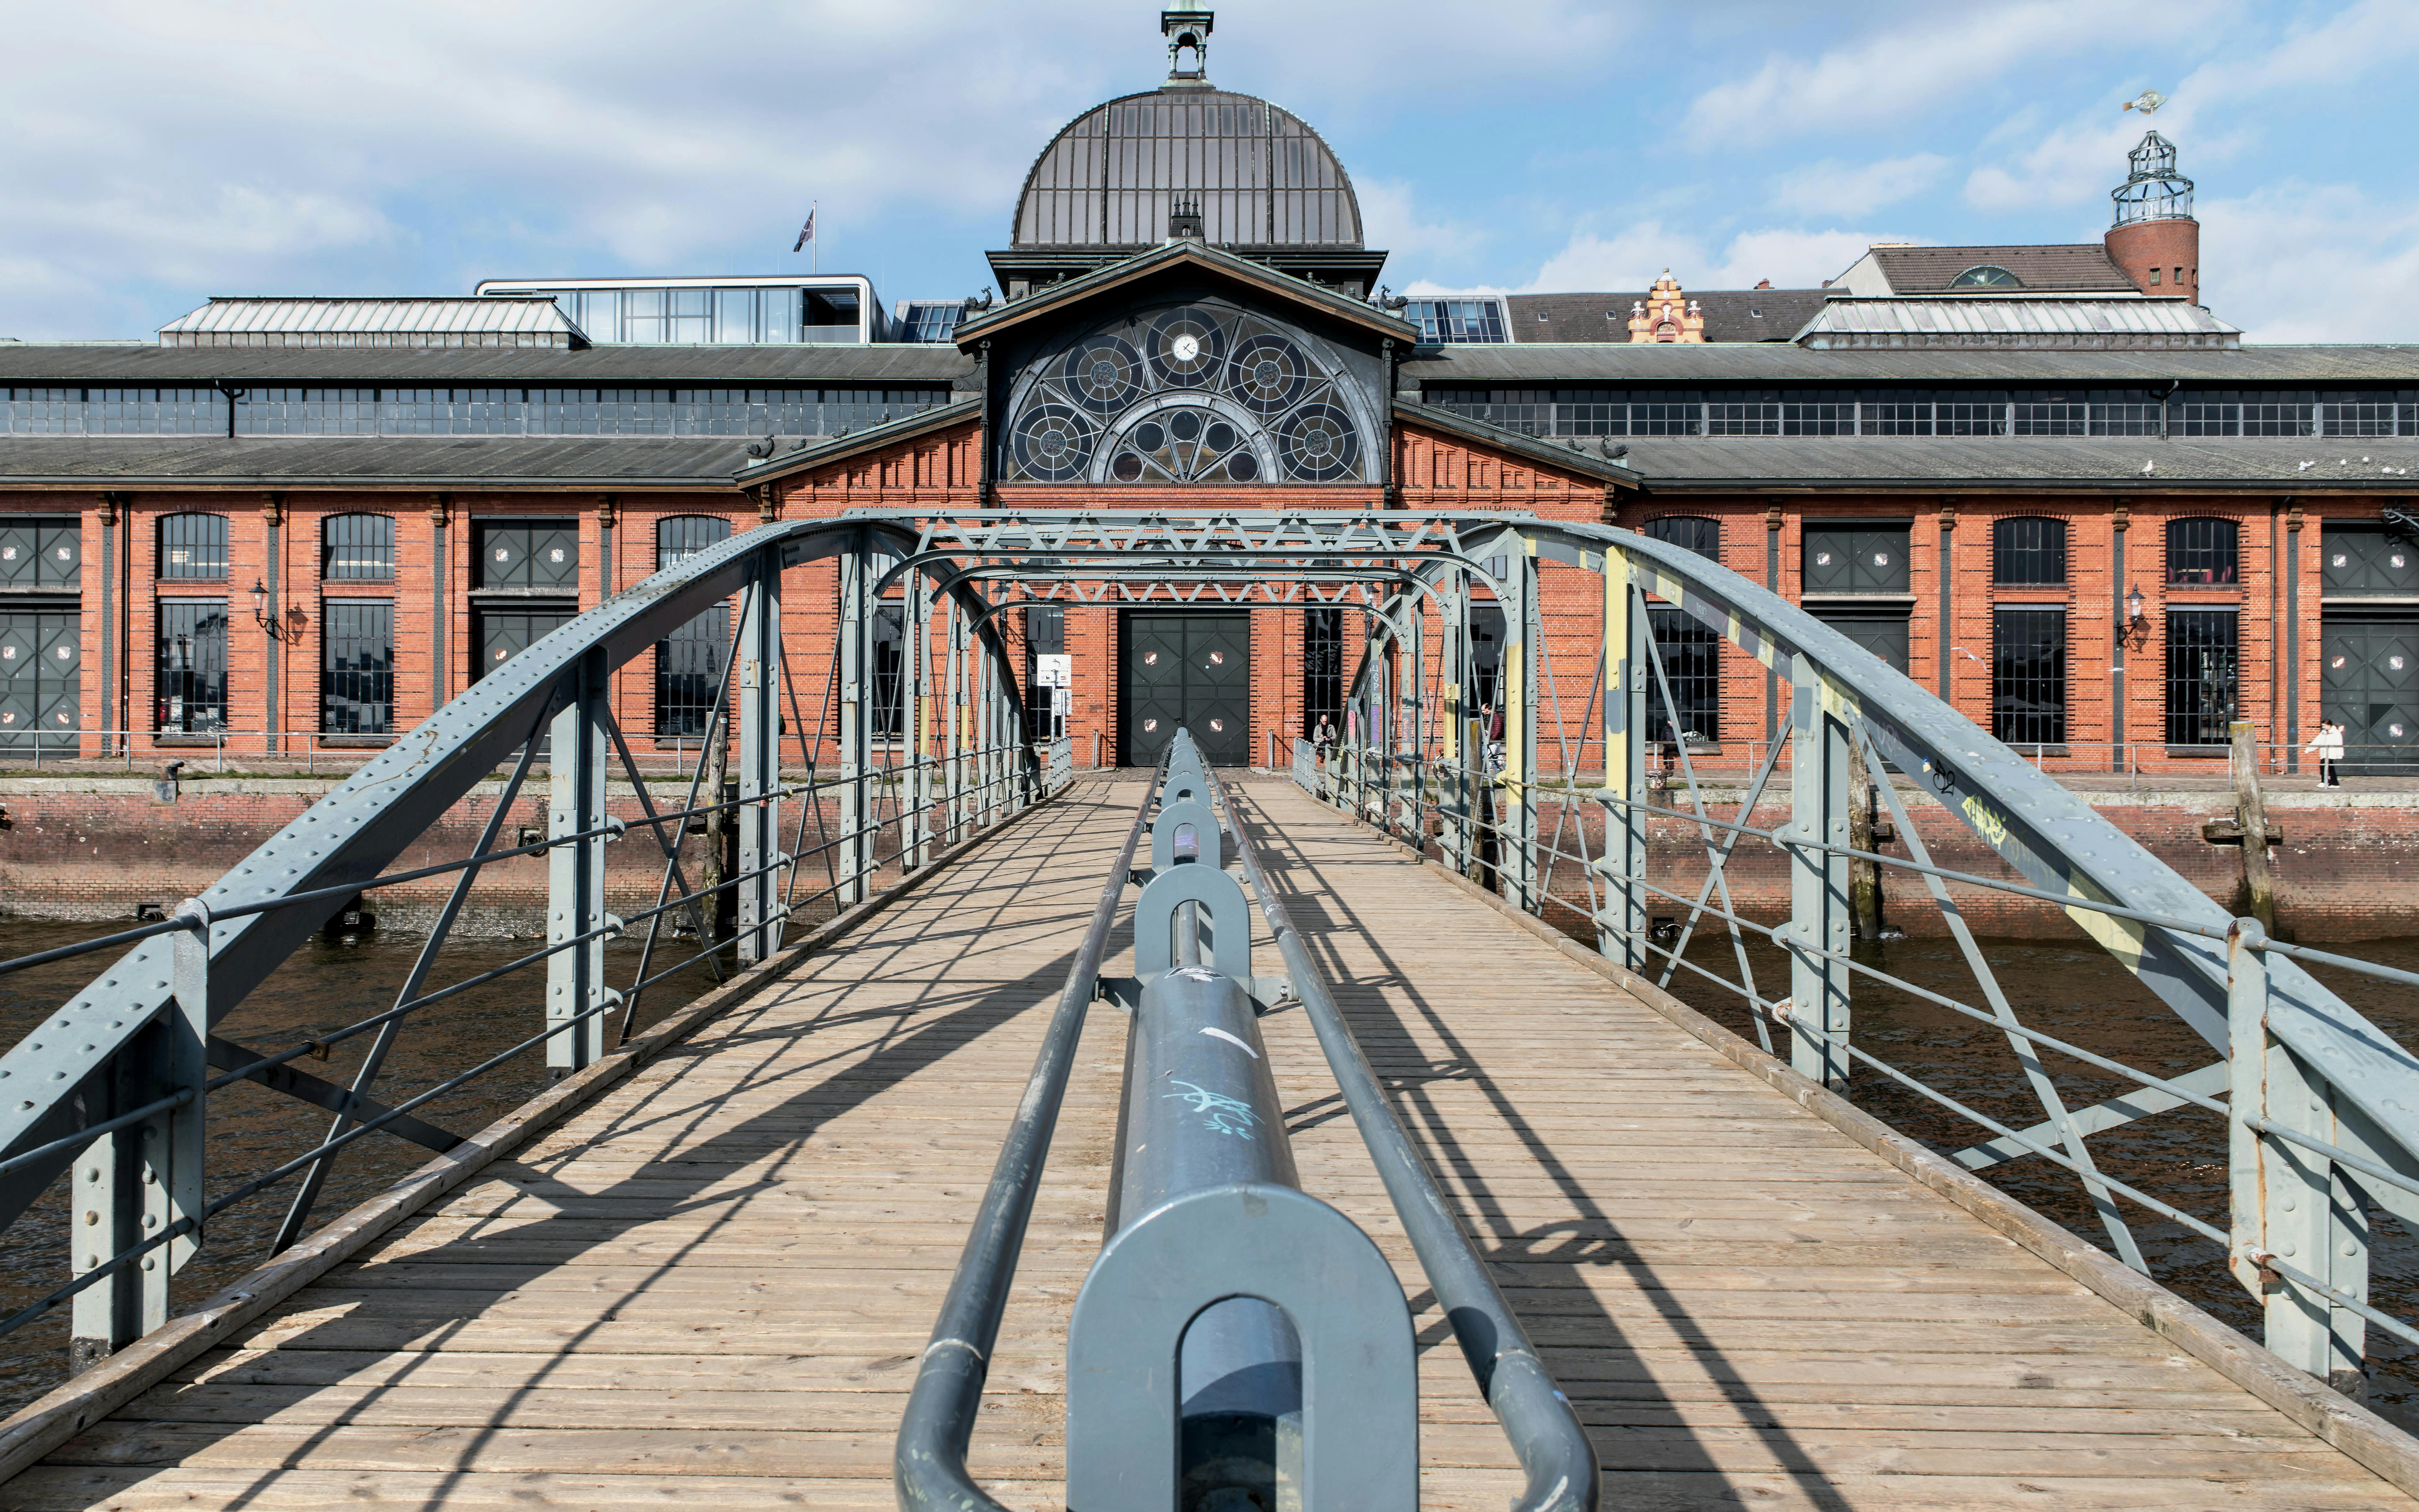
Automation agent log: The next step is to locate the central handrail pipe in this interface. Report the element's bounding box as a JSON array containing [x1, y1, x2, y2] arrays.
[[1067, 729, 1415, 1511], [894, 761, 1161, 1512], [1210, 765, 1601, 1512]]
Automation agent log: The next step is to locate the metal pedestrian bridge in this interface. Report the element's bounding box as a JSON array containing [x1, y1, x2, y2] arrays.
[[4, 509, 2419, 1510]]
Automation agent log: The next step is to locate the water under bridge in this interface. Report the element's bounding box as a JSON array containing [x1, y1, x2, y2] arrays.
[[2, 510, 2417, 1511]]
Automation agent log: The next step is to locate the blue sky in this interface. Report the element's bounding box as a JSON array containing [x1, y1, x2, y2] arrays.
[[2, 0, 2414, 345]]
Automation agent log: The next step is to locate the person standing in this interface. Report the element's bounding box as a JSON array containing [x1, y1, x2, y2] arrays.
[[1312, 714, 1336, 765], [2307, 720, 2346, 787]]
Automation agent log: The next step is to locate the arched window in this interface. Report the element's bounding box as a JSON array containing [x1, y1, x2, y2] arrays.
[[1949, 265, 2022, 289], [1645, 516, 1720, 563], [157, 513, 227, 580], [322, 514, 395, 579], [1992, 517, 2066, 585], [2166, 518, 2239, 585], [655, 517, 734, 737]]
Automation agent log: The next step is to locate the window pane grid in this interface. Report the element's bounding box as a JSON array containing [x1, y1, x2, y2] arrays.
[[157, 514, 228, 580], [155, 601, 228, 733], [1647, 606, 1720, 742], [1992, 608, 2066, 746], [322, 514, 395, 579], [2165, 609, 2239, 746], [2166, 518, 2240, 585], [1303, 607, 1342, 735], [322, 600, 393, 734], [1992, 517, 2067, 585]]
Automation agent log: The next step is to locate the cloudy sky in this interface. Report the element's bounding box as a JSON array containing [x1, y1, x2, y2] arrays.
[[2, 0, 2413, 345]]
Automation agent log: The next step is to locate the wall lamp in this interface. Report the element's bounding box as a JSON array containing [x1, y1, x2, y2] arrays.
[[250, 578, 304, 642], [2120, 583, 2148, 644]]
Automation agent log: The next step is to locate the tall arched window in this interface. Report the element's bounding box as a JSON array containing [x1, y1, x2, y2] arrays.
[[157, 513, 227, 580], [655, 516, 733, 737], [1992, 517, 2067, 585], [1643, 516, 1721, 742], [322, 514, 396, 579], [2166, 518, 2239, 585]]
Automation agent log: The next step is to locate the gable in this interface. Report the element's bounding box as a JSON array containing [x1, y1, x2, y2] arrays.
[[995, 287, 1389, 487]]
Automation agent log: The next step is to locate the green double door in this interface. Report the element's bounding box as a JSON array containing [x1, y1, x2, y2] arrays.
[[0, 609, 78, 750], [2322, 615, 2419, 774], [1122, 611, 1250, 767]]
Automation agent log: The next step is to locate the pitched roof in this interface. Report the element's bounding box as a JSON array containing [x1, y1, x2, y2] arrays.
[[733, 396, 981, 485], [1505, 289, 1833, 344], [1399, 344, 2419, 386], [1794, 298, 2239, 350], [0, 343, 976, 385], [1395, 400, 1641, 489], [157, 297, 589, 349], [0, 436, 751, 489], [955, 240, 1420, 349], [1618, 435, 2419, 492], [1868, 244, 2138, 294]]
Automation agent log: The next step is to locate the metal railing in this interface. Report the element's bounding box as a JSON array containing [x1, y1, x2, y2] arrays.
[[899, 730, 1595, 1511], [1302, 513, 2419, 1400], [0, 514, 1058, 1382]]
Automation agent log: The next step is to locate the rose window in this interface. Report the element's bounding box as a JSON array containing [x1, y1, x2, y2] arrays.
[[1002, 300, 1372, 485]]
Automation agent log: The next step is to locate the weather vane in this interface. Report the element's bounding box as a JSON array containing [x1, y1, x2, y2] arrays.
[[2123, 89, 2166, 116]]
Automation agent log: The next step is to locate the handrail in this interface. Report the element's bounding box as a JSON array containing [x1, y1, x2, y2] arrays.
[[1212, 766, 1599, 1512], [895, 758, 1161, 1512]]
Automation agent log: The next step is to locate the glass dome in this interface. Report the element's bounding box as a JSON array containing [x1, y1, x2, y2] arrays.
[[1012, 90, 1363, 251], [2112, 131, 2194, 226]]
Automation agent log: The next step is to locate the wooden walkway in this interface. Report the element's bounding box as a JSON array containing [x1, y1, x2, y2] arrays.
[[8, 775, 2413, 1509]]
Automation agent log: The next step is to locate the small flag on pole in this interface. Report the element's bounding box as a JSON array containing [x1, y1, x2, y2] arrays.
[[792, 207, 817, 253]]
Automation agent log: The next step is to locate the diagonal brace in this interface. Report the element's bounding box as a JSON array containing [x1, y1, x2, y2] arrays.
[[1956, 1061, 2230, 1172], [205, 1037, 461, 1154]]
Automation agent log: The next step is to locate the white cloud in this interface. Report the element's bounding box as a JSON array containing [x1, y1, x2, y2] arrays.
[[1683, 0, 2171, 148], [1356, 179, 1489, 275], [1965, 0, 2419, 213], [1510, 222, 1917, 293], [2200, 185, 2419, 342], [1775, 154, 1952, 217]]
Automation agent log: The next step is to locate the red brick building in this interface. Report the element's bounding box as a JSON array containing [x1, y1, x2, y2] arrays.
[[0, 9, 2413, 777]]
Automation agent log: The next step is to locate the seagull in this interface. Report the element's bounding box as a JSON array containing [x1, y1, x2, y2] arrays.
[[2298, 460, 2316, 471], [2139, 459, 2156, 474], [1950, 646, 1985, 664]]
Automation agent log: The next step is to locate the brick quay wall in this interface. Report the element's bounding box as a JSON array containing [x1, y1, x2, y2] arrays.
[[1, 772, 2415, 941]]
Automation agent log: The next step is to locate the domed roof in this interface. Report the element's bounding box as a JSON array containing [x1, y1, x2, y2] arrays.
[[1013, 89, 1363, 252]]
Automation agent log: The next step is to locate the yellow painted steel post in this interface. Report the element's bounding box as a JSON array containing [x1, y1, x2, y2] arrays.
[[1602, 547, 1648, 969]]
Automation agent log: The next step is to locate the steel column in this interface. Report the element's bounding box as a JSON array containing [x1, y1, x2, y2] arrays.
[[1505, 549, 1542, 909], [68, 906, 204, 1370], [837, 537, 872, 904], [906, 572, 929, 869], [1785, 657, 1853, 1088], [2230, 918, 2370, 1391], [735, 549, 785, 964], [547, 650, 615, 1075], [1601, 551, 1649, 968]]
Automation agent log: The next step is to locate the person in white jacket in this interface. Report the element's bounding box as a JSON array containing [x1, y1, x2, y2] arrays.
[[2307, 720, 2346, 787]]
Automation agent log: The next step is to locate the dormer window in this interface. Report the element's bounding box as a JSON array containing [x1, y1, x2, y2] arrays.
[[1949, 265, 2022, 289]]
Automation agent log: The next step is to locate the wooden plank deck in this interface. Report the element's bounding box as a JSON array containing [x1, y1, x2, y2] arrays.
[[6, 772, 2412, 1510]]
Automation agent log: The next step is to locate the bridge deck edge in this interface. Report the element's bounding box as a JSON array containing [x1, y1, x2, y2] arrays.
[[1283, 783, 2419, 1503], [0, 783, 1077, 1490]]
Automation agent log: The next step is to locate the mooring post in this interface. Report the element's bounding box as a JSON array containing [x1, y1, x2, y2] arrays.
[[547, 646, 616, 1076], [2227, 916, 2369, 1393], [2230, 720, 2276, 935]]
